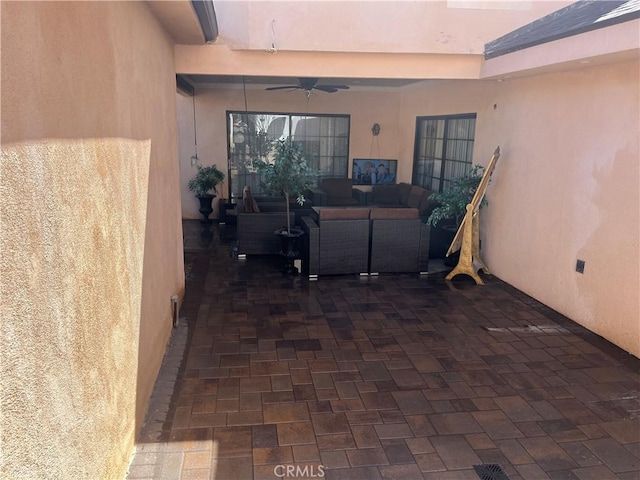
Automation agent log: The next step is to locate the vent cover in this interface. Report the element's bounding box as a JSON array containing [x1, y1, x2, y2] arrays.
[[474, 464, 510, 480]]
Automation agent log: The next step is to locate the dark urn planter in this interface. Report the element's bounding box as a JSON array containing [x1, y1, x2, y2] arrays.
[[197, 195, 215, 223], [429, 223, 457, 259], [275, 227, 304, 274]]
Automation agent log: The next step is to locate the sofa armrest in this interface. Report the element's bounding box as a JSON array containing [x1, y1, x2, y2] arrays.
[[369, 217, 429, 274], [306, 187, 328, 206], [237, 212, 295, 255], [300, 216, 320, 277]]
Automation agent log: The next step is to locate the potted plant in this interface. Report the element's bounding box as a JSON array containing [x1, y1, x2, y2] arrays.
[[426, 164, 487, 262], [255, 138, 319, 273], [188, 164, 225, 223]]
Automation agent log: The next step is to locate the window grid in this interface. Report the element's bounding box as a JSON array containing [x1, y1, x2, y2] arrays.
[[227, 112, 350, 199], [412, 114, 476, 193]]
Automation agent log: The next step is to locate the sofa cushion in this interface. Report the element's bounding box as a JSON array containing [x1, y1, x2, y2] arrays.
[[371, 185, 401, 205], [327, 196, 359, 206], [370, 208, 419, 219], [322, 178, 353, 198], [407, 186, 428, 209], [318, 207, 370, 221], [398, 183, 412, 206], [255, 202, 285, 213]]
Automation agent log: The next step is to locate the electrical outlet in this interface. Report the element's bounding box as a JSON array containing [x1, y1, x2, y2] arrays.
[[576, 259, 585, 274]]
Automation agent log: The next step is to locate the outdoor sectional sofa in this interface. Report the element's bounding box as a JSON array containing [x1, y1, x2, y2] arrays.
[[300, 206, 430, 278], [236, 194, 312, 256], [237, 211, 296, 256]]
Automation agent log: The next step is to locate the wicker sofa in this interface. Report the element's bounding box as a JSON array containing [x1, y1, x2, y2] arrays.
[[300, 206, 430, 278], [236, 189, 308, 255], [369, 208, 430, 275], [300, 208, 371, 278], [237, 211, 296, 255], [306, 178, 362, 207]]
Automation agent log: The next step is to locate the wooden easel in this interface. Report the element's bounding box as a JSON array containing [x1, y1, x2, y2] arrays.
[[445, 147, 500, 285]]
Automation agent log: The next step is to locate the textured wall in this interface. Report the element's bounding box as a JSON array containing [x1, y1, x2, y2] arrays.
[[396, 62, 640, 357], [1, 1, 184, 478], [1, 139, 149, 479], [481, 61, 639, 358], [213, 0, 572, 54]]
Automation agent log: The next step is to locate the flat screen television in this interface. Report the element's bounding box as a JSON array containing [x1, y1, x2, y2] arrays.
[[352, 158, 398, 185]]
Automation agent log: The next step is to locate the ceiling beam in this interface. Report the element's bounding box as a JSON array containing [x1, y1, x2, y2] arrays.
[[174, 44, 483, 80]]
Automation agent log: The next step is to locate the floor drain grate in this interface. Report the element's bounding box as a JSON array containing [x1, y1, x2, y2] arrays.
[[473, 464, 510, 480]]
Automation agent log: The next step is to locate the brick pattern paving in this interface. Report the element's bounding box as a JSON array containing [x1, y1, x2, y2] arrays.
[[127, 221, 640, 480]]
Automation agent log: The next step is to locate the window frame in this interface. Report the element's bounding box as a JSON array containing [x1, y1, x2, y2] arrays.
[[226, 110, 350, 200], [411, 113, 477, 193]]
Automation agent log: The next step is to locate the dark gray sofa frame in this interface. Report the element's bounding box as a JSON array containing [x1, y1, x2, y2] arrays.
[[300, 208, 430, 278], [237, 212, 296, 256], [369, 218, 430, 275], [300, 216, 370, 278]]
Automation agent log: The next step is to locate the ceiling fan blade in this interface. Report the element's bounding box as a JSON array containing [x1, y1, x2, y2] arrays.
[[319, 85, 350, 90], [313, 86, 339, 93], [265, 85, 302, 91]]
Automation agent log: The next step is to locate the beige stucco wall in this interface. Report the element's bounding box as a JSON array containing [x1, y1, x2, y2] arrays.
[[397, 62, 639, 357], [214, 0, 572, 54], [1, 2, 184, 478], [481, 61, 639, 358]]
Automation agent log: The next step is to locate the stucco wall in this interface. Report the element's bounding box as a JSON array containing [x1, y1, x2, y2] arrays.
[[482, 61, 639, 358], [214, 0, 572, 54], [397, 63, 639, 357], [1, 2, 184, 478]]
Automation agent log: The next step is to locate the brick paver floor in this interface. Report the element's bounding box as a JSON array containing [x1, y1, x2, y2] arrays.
[[126, 220, 640, 480]]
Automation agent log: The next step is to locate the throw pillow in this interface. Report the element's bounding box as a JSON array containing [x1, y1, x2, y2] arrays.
[[242, 186, 260, 213]]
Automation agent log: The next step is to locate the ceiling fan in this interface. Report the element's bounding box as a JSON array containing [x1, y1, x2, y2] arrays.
[[265, 77, 350, 94]]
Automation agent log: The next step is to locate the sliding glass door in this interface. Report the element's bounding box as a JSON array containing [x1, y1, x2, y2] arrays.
[[412, 114, 476, 192]]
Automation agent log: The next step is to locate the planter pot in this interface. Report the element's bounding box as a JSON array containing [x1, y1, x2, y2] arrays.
[[429, 223, 458, 259], [197, 195, 215, 223], [275, 227, 304, 274], [444, 249, 461, 267]]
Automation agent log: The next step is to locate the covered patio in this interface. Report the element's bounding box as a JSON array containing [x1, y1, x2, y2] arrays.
[[127, 221, 640, 479], [2, 1, 638, 478]]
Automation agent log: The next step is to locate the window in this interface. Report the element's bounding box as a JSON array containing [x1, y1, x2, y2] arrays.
[[227, 111, 350, 199], [412, 114, 476, 192]]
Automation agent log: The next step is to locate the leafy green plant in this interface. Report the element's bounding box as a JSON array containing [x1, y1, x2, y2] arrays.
[[187, 164, 225, 197], [255, 138, 319, 234], [426, 164, 488, 228]]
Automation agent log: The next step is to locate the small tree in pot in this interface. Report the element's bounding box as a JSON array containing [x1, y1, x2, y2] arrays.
[[255, 138, 318, 235], [255, 138, 319, 273], [188, 164, 225, 223]]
